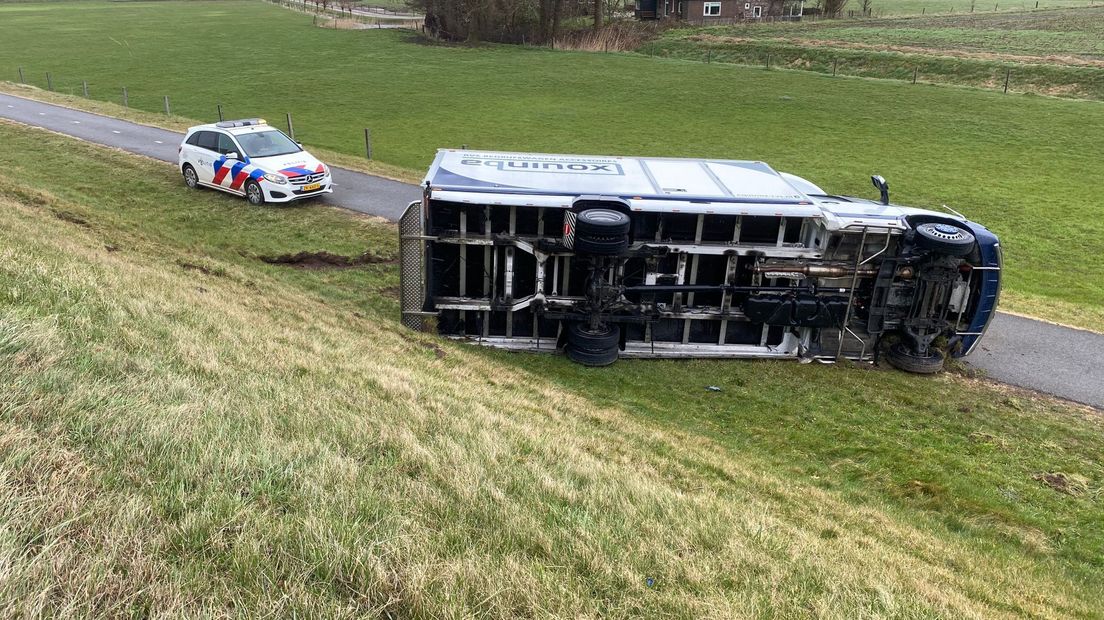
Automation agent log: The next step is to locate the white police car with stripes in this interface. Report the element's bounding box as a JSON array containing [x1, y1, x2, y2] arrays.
[[178, 119, 332, 205]]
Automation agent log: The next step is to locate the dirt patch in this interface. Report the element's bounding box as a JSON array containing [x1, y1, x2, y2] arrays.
[[379, 286, 401, 298], [53, 210, 90, 228], [259, 251, 395, 270], [399, 332, 447, 359], [1032, 472, 1089, 496], [177, 261, 224, 277]]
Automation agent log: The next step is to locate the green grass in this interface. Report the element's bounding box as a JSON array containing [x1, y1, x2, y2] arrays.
[[0, 0, 1103, 328], [685, 7, 1104, 57], [640, 7, 1104, 101], [3, 120, 1104, 617], [641, 34, 1104, 98]]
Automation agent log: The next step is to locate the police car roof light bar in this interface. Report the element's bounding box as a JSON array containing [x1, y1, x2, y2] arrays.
[[215, 118, 267, 128]]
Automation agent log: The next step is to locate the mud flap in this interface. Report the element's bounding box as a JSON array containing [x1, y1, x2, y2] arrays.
[[400, 201, 428, 331]]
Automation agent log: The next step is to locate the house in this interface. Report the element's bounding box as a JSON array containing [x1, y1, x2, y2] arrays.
[[635, 0, 800, 22]]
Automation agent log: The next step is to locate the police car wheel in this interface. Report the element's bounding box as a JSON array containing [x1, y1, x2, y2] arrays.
[[245, 180, 265, 206], [182, 165, 198, 189]]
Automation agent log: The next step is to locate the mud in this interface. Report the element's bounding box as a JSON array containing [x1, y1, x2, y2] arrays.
[[259, 251, 395, 269]]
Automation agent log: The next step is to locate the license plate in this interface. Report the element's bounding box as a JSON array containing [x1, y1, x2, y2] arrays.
[[302, 183, 322, 192]]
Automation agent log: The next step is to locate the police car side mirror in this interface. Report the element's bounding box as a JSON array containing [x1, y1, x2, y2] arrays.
[[226, 151, 240, 160]]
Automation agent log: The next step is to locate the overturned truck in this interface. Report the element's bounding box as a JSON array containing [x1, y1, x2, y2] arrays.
[[400, 151, 1001, 372]]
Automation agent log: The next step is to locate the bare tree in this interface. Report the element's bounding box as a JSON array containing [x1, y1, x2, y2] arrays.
[[602, 0, 622, 21], [860, 0, 872, 16], [821, 0, 847, 17]]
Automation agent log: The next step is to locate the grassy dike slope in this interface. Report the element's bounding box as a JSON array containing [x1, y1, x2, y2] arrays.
[[2, 124, 1104, 616], [2, 1, 1104, 327]]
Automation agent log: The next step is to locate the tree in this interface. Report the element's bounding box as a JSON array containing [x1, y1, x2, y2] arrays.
[[821, 0, 847, 17], [593, 0, 600, 30], [860, 0, 872, 16], [412, 0, 566, 44]]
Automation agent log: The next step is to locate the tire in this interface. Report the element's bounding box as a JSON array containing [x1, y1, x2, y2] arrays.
[[182, 164, 199, 189], [914, 222, 975, 257], [567, 322, 620, 351], [566, 344, 619, 367], [574, 209, 630, 256], [885, 342, 945, 374], [244, 180, 265, 206]]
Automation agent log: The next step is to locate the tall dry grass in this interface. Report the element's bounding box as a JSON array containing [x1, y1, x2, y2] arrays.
[[554, 22, 663, 52]]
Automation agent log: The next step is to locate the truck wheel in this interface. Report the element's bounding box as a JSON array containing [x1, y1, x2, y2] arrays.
[[885, 342, 945, 374], [914, 222, 975, 257], [566, 344, 619, 367], [182, 164, 199, 189], [567, 322, 620, 351], [574, 209, 629, 255], [244, 180, 265, 206], [565, 322, 620, 366]]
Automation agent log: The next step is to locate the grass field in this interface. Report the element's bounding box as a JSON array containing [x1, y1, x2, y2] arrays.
[[682, 7, 1104, 58], [2, 0, 1104, 328], [640, 7, 1104, 100], [849, 0, 1097, 16], [3, 119, 1104, 616]]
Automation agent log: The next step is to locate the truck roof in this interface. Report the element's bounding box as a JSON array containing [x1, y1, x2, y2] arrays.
[[424, 149, 812, 205]]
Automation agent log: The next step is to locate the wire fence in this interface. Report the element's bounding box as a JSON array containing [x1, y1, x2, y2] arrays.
[[637, 44, 1104, 100], [7, 67, 384, 161], [263, 0, 423, 29]]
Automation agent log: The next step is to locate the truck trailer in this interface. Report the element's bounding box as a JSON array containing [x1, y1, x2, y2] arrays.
[[399, 150, 1001, 372]]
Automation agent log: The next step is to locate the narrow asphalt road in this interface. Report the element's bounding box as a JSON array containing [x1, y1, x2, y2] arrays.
[[2, 92, 1101, 409], [0, 92, 421, 220]]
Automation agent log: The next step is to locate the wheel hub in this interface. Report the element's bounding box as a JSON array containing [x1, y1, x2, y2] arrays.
[[922, 223, 969, 241]]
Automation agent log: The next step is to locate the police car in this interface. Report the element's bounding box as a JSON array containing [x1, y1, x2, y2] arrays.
[[178, 119, 332, 205]]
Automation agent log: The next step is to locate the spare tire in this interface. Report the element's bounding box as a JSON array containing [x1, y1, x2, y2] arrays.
[[914, 222, 975, 257], [885, 342, 945, 374], [574, 209, 630, 256]]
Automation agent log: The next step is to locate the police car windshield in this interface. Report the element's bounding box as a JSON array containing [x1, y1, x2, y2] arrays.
[[235, 130, 301, 158]]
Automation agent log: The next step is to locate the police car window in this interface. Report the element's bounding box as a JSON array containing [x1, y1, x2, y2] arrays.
[[217, 133, 237, 155], [196, 131, 219, 151], [235, 130, 301, 158], [186, 132, 201, 146]]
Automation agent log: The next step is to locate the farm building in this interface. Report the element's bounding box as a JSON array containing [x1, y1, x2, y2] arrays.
[[635, 0, 802, 22]]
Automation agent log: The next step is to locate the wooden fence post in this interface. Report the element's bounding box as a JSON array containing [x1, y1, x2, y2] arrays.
[[1003, 68, 1011, 93], [82, 80, 89, 97], [364, 128, 372, 159], [18, 67, 24, 84], [286, 112, 295, 139], [122, 87, 128, 108], [46, 72, 53, 91], [217, 104, 224, 121], [832, 58, 838, 76], [163, 95, 171, 116]]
